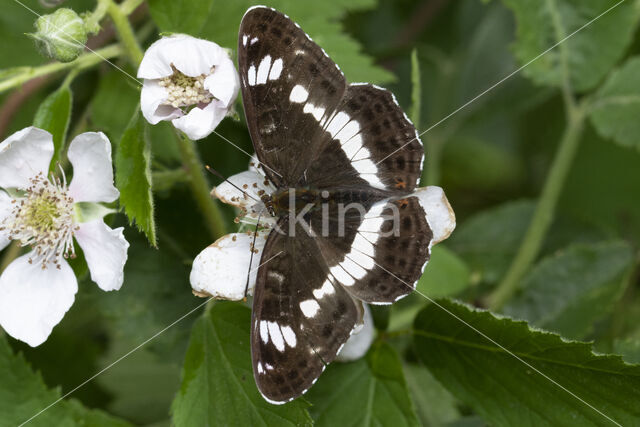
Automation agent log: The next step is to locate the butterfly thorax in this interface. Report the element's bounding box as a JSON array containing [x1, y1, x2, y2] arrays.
[[263, 187, 393, 218]]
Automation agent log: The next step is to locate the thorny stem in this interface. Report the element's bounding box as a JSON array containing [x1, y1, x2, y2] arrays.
[[0, 45, 122, 94], [106, 0, 144, 65], [488, 101, 588, 310], [175, 132, 228, 240]]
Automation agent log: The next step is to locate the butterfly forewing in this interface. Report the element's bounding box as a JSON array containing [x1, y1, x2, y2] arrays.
[[238, 7, 347, 187]]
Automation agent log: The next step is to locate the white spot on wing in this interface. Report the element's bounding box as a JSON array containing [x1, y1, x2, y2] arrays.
[[281, 325, 297, 347], [242, 34, 248, 46], [250, 36, 259, 45], [289, 85, 309, 103], [330, 264, 355, 286], [267, 321, 285, 352], [248, 65, 256, 86], [313, 279, 335, 299], [303, 103, 325, 121], [260, 320, 269, 344], [299, 299, 321, 317], [269, 58, 283, 80], [256, 55, 271, 85]]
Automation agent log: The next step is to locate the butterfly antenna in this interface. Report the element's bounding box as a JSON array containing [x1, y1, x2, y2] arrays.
[[205, 165, 261, 203], [244, 209, 264, 300]]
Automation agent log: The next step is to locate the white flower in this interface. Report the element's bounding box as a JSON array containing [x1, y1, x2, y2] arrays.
[[189, 162, 456, 361], [0, 127, 129, 347], [137, 34, 240, 140]]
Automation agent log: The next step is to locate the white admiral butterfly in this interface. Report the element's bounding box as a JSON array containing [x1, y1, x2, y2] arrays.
[[239, 6, 433, 404]]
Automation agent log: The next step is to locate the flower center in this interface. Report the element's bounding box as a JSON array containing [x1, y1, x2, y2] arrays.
[[1, 172, 77, 269], [159, 65, 214, 109]]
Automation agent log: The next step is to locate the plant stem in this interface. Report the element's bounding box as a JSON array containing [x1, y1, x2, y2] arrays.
[[175, 132, 227, 240], [0, 45, 122, 94], [488, 104, 587, 310], [106, 0, 144, 65]]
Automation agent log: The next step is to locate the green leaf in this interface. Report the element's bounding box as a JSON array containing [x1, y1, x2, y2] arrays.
[[0, 336, 130, 427], [500, 0, 638, 92], [413, 299, 640, 426], [504, 241, 633, 339], [306, 341, 419, 426], [447, 200, 535, 285], [33, 85, 72, 167], [613, 339, 640, 365], [148, 0, 216, 35], [153, 0, 394, 84], [171, 302, 312, 426], [590, 56, 640, 150], [115, 112, 156, 246], [403, 363, 460, 427], [90, 70, 139, 143], [417, 245, 471, 298]]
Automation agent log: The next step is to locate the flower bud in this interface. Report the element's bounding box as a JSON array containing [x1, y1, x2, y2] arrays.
[[30, 8, 87, 63]]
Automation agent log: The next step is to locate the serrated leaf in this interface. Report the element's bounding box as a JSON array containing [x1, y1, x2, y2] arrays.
[[115, 112, 156, 246], [413, 299, 640, 426], [33, 85, 72, 167], [590, 56, 640, 150], [171, 302, 312, 426], [150, 0, 394, 84], [306, 341, 419, 426], [500, 0, 638, 92], [504, 241, 633, 339], [417, 245, 470, 298], [148, 0, 216, 35], [0, 336, 130, 427]]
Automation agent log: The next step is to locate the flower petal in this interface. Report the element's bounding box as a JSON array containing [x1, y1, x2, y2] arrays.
[[0, 255, 77, 347], [336, 304, 375, 362], [0, 191, 14, 251], [213, 170, 275, 217], [413, 186, 456, 245], [204, 56, 239, 107], [190, 231, 268, 300], [75, 220, 129, 291], [171, 100, 227, 140], [0, 127, 53, 190], [140, 79, 183, 125], [137, 34, 224, 79], [67, 132, 119, 203]]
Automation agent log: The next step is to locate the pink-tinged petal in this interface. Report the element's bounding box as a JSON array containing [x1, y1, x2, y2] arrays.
[[140, 79, 183, 125], [67, 132, 119, 203], [0, 255, 77, 347], [204, 56, 239, 107], [190, 232, 268, 300], [0, 127, 54, 190], [75, 220, 129, 291], [171, 100, 227, 140], [336, 305, 375, 362], [138, 35, 224, 79], [413, 186, 456, 245], [0, 191, 14, 250]]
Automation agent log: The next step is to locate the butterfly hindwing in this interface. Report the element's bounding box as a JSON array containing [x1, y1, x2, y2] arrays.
[[251, 219, 361, 403]]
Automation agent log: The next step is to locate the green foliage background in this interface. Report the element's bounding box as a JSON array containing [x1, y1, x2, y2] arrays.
[[1, 0, 639, 425]]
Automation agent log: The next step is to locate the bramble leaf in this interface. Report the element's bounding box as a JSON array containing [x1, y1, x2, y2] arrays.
[[590, 56, 640, 150], [306, 342, 419, 427], [171, 302, 312, 426], [414, 299, 640, 426], [504, 241, 633, 339], [500, 0, 638, 92], [115, 112, 156, 246]]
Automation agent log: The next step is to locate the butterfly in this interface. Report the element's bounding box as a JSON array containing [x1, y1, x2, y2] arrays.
[[238, 6, 434, 404]]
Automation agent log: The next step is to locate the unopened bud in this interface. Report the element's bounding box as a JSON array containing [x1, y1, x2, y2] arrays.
[[30, 8, 87, 63]]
